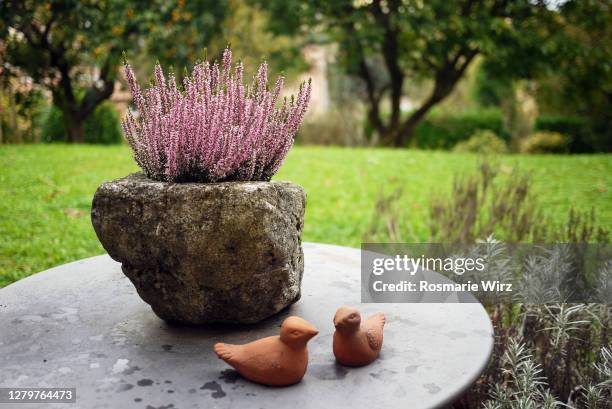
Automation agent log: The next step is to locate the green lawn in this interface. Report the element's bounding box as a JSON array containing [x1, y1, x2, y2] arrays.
[[1, 144, 610, 287]]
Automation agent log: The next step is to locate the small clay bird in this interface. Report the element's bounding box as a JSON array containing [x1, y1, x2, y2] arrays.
[[333, 306, 386, 366], [213, 316, 318, 386]]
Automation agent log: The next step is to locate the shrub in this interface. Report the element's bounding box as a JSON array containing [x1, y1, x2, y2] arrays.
[[452, 130, 509, 154], [367, 160, 609, 244], [122, 48, 311, 183], [429, 160, 608, 244], [536, 115, 611, 153], [0, 87, 48, 143], [429, 161, 540, 243], [40, 107, 63, 142], [88, 104, 122, 145], [413, 108, 510, 150], [41, 103, 122, 144], [367, 109, 610, 152], [519, 131, 570, 154]]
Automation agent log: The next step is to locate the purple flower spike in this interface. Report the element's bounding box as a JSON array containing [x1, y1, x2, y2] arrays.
[[122, 48, 311, 183]]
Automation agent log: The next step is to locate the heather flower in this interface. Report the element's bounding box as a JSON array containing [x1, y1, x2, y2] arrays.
[[122, 48, 311, 183]]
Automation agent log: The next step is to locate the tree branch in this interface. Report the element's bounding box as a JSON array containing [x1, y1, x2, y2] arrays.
[[371, 0, 403, 129], [80, 54, 119, 117], [338, 1, 387, 136], [79, 19, 142, 117], [356, 46, 386, 136], [395, 47, 479, 145], [42, 7, 57, 40]]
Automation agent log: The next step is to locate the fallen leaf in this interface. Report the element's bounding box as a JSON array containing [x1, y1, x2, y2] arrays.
[[63, 208, 86, 218]]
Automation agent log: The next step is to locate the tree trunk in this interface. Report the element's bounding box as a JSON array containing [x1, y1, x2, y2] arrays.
[[387, 46, 480, 147], [381, 96, 441, 148], [391, 55, 478, 147], [9, 92, 20, 143], [391, 96, 440, 147], [63, 109, 85, 143], [0, 90, 4, 144]]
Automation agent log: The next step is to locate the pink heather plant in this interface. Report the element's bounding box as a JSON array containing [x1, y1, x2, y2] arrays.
[[122, 48, 311, 183]]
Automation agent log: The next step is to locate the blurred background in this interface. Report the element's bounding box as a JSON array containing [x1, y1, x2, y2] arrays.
[[0, 1, 611, 407], [1, 0, 610, 151]]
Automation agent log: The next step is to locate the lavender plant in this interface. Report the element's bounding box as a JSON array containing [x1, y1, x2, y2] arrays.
[[365, 164, 612, 407], [483, 338, 564, 409], [122, 48, 311, 183]]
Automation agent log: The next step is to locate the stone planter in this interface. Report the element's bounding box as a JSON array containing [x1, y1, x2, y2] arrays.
[[91, 173, 306, 324]]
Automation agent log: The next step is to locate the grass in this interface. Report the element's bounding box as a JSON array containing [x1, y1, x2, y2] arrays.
[[1, 144, 610, 287]]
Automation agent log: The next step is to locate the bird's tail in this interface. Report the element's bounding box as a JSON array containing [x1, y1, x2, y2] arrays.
[[213, 342, 236, 362]]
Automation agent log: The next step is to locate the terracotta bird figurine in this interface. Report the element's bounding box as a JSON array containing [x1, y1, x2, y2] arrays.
[[213, 316, 318, 386], [333, 306, 386, 366]]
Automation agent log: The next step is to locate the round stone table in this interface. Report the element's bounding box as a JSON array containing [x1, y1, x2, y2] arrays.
[[0, 243, 493, 409]]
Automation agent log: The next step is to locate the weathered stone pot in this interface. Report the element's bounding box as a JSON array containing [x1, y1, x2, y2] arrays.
[[91, 173, 306, 324]]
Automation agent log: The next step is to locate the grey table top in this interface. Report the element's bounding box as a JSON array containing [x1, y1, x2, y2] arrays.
[[0, 243, 494, 409]]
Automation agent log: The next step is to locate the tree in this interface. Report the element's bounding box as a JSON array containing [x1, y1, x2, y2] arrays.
[[471, 0, 611, 152], [257, 0, 559, 147], [207, 0, 306, 80], [537, 0, 611, 149], [0, 0, 227, 143]]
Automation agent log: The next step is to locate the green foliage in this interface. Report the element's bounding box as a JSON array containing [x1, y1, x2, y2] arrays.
[[483, 0, 612, 152], [260, 0, 553, 77], [1, 0, 145, 86], [520, 132, 570, 154], [536, 115, 611, 153], [41, 103, 122, 145], [408, 110, 608, 153], [0, 0, 227, 142], [207, 0, 304, 81], [257, 0, 561, 146], [142, 0, 228, 74], [414, 109, 509, 150], [453, 130, 509, 154], [539, 1, 612, 135], [0, 0, 227, 82], [472, 60, 515, 107], [0, 86, 48, 143]]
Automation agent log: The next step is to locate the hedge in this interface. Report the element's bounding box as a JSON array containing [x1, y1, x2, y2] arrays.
[[414, 108, 510, 150], [410, 109, 609, 153], [41, 103, 123, 144], [535, 115, 610, 153]]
